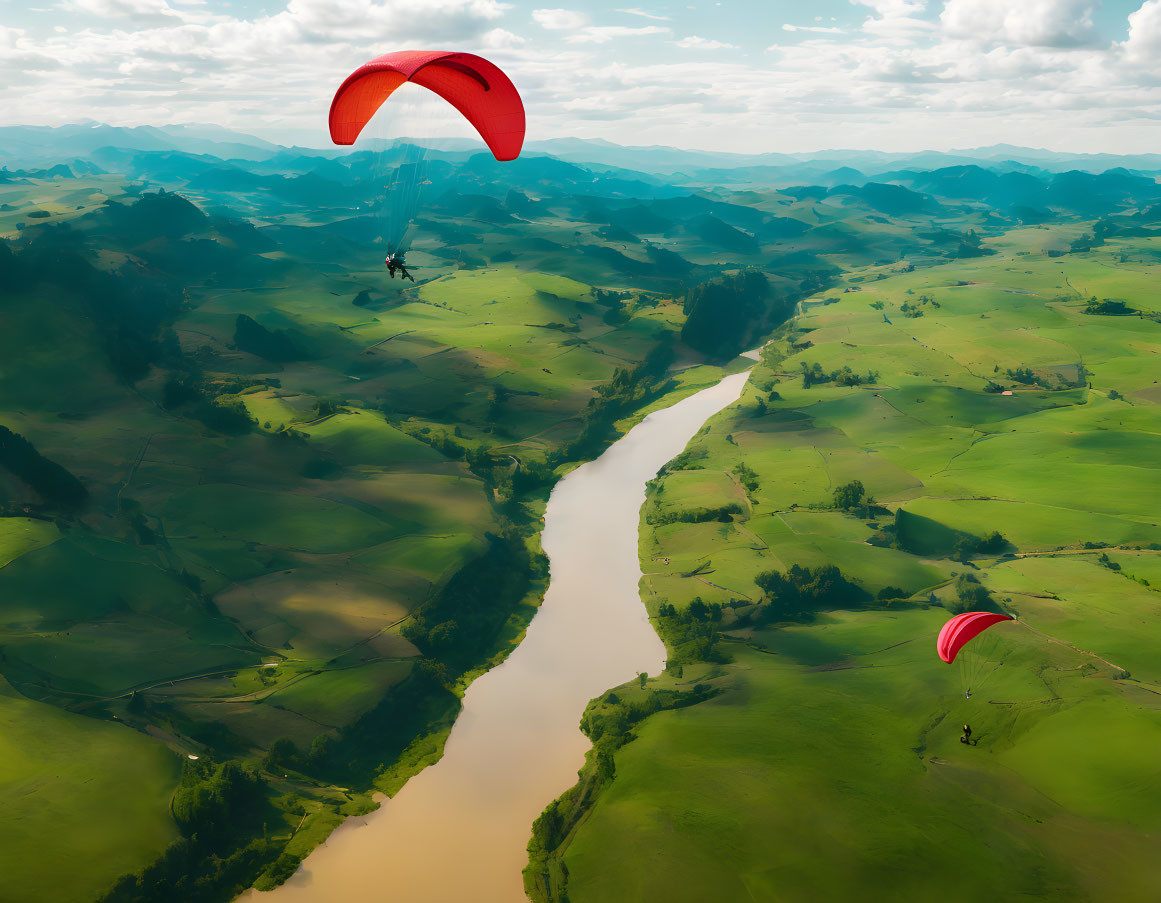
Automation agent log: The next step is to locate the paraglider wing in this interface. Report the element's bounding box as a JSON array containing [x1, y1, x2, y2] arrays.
[[329, 50, 525, 161], [936, 611, 1013, 664]]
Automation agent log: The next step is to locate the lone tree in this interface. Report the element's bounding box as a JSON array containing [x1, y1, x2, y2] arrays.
[[977, 531, 1008, 554], [832, 480, 865, 510]]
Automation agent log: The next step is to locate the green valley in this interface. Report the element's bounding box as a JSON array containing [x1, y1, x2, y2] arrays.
[[0, 135, 826, 901], [5, 125, 1161, 903], [14, 5, 1161, 900]]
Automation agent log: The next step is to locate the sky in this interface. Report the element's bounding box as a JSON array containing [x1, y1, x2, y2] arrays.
[[4, 0, 1161, 153]]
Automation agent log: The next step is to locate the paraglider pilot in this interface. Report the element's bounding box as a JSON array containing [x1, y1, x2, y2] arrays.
[[386, 252, 415, 282]]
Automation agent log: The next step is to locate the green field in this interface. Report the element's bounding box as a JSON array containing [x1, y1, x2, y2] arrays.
[[0, 161, 755, 900], [548, 226, 1161, 902], [564, 625, 1161, 903], [0, 677, 178, 903]]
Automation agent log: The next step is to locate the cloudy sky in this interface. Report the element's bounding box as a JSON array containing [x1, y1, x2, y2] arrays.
[[4, 0, 1161, 153]]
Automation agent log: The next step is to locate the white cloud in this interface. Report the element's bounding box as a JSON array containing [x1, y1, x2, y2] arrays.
[[1123, 0, 1161, 61], [676, 35, 735, 49], [851, 0, 926, 17], [564, 24, 669, 44], [0, 23, 64, 79], [616, 7, 668, 20], [0, 24, 26, 48], [848, 0, 933, 42], [531, 8, 588, 29], [861, 14, 934, 39], [267, 0, 510, 43], [480, 27, 525, 48], [941, 0, 1098, 48], [10, 0, 1161, 155], [61, 0, 182, 20], [782, 24, 845, 34], [0, 0, 518, 139]]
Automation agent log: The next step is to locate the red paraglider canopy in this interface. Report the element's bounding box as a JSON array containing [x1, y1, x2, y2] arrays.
[[329, 50, 525, 161], [936, 611, 1014, 664]]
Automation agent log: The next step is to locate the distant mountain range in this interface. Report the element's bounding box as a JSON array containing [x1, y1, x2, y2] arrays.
[[0, 122, 283, 165], [4, 122, 1161, 183], [525, 139, 1161, 181]]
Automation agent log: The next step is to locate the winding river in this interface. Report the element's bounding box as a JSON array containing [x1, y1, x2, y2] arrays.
[[255, 369, 751, 903]]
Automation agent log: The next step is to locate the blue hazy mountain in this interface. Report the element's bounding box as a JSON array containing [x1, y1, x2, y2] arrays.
[[8, 123, 1161, 178]]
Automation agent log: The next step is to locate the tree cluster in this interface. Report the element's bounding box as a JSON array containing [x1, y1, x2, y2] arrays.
[[162, 376, 254, 436], [949, 229, 992, 259], [399, 531, 534, 675], [1084, 298, 1136, 316], [172, 760, 264, 842], [591, 289, 633, 325], [4, 223, 185, 382], [647, 502, 743, 526], [262, 734, 335, 775], [1005, 366, 1040, 386], [233, 314, 311, 363], [556, 338, 676, 461], [1096, 552, 1122, 571], [801, 362, 879, 389], [900, 294, 940, 318], [0, 424, 87, 508], [100, 759, 274, 903], [733, 462, 759, 496], [832, 479, 866, 510], [754, 564, 860, 622], [655, 598, 724, 663], [953, 530, 1009, 561], [947, 526, 1012, 554], [950, 572, 994, 613], [680, 270, 773, 358]]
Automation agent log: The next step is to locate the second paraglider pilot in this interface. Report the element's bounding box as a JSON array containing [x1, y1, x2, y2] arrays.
[[386, 251, 415, 282]]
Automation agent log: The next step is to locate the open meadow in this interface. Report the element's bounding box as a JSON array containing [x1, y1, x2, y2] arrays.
[[550, 224, 1161, 903]]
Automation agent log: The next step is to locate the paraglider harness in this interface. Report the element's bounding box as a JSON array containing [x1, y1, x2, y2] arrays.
[[386, 253, 415, 282]]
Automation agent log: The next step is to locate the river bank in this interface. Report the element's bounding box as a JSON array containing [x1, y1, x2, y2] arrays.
[[250, 369, 751, 903]]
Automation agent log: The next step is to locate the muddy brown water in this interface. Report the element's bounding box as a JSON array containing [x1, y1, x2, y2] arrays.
[[249, 371, 751, 903]]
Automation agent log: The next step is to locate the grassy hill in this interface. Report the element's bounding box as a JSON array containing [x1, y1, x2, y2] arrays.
[[0, 145, 842, 901], [531, 220, 1161, 903]]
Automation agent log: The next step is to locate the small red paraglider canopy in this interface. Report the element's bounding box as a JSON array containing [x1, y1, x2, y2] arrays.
[[936, 611, 1014, 664], [329, 50, 525, 161]]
